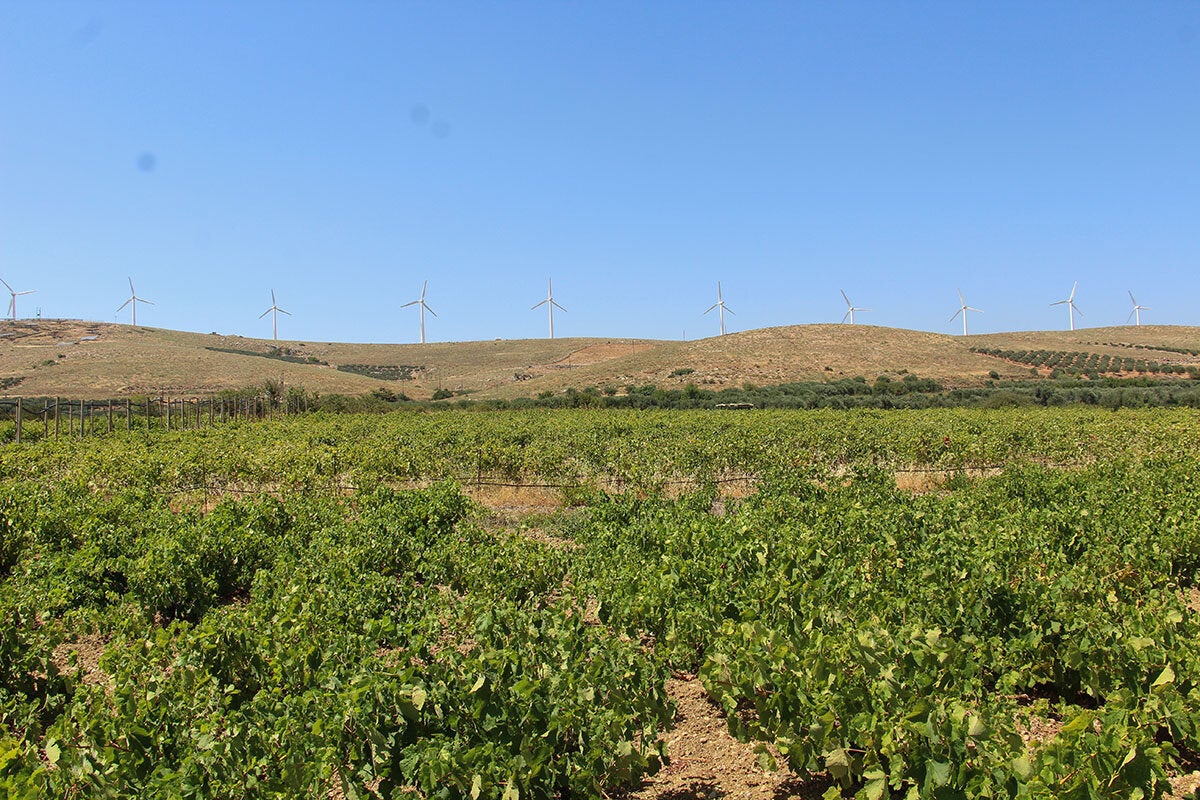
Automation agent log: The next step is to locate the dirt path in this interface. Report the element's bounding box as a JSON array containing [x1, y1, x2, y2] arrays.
[[627, 676, 831, 800], [634, 677, 1200, 800]]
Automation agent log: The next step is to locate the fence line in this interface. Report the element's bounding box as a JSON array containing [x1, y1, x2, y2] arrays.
[[0, 395, 302, 443]]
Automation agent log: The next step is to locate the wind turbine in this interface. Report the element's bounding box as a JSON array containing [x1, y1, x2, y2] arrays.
[[703, 282, 735, 336], [1127, 291, 1149, 326], [1050, 281, 1082, 331], [258, 289, 291, 341], [531, 278, 566, 338], [116, 277, 154, 326], [401, 280, 437, 343], [840, 290, 871, 324], [949, 289, 983, 335], [0, 278, 34, 321]]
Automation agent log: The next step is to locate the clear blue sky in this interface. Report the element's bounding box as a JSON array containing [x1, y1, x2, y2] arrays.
[[2, 2, 1197, 342]]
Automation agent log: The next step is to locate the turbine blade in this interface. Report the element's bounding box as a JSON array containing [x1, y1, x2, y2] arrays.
[[724, 306, 736, 315], [401, 300, 420, 308], [841, 309, 852, 323], [949, 309, 962, 322], [141, 298, 155, 305], [421, 280, 428, 300], [967, 306, 983, 313], [1127, 309, 1136, 323], [6, 298, 13, 316], [17, 290, 34, 296], [552, 300, 567, 312], [128, 277, 135, 294], [1128, 290, 1136, 305], [840, 289, 851, 306], [957, 289, 965, 305], [1050, 299, 1067, 306], [259, 309, 271, 318], [278, 308, 291, 316], [1069, 281, 1077, 300], [117, 298, 132, 313], [532, 299, 548, 310], [1073, 304, 1083, 316], [425, 304, 438, 317], [271, 289, 276, 304], [0, 278, 12, 293], [704, 303, 718, 314]]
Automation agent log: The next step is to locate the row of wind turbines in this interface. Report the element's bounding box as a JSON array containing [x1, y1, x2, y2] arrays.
[[0, 276, 1158, 341], [706, 281, 1150, 337]]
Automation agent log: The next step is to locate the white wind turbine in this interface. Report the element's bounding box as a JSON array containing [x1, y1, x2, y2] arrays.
[[258, 289, 291, 341], [1127, 291, 1149, 326], [531, 278, 566, 339], [840, 290, 870, 324], [703, 281, 735, 336], [949, 289, 983, 335], [401, 280, 437, 343], [1, 278, 35, 321], [116, 277, 154, 326], [1050, 281, 1083, 331]]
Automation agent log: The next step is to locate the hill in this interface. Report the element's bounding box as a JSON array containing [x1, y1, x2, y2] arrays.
[[2, 319, 1198, 400]]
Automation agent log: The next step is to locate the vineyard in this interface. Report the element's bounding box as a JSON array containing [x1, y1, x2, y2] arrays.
[[2, 408, 1199, 799]]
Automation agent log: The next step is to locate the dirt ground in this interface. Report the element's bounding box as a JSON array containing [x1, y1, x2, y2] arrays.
[[626, 677, 832, 800]]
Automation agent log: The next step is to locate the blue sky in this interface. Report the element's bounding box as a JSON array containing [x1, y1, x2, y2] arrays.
[[2, 2, 1197, 342]]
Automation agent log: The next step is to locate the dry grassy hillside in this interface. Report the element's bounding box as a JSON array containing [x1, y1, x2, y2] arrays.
[[2, 319, 1198, 400]]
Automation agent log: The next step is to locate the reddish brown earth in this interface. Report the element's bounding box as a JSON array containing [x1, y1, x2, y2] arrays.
[[626, 677, 833, 800]]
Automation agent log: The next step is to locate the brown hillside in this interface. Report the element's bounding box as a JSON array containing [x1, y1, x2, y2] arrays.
[[1, 319, 1198, 400]]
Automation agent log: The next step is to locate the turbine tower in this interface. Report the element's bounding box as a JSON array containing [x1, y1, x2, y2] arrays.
[[1, 278, 35, 321], [258, 289, 291, 341], [703, 282, 735, 336], [401, 280, 437, 344], [949, 289, 983, 336], [1127, 291, 1149, 326], [116, 277, 154, 326], [840, 290, 871, 324], [531, 278, 566, 339], [1050, 281, 1083, 331]]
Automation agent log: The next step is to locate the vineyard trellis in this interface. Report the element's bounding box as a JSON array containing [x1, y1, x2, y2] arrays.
[[0, 392, 312, 443]]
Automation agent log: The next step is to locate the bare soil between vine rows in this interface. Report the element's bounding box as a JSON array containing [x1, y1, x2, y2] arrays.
[[623, 676, 833, 800]]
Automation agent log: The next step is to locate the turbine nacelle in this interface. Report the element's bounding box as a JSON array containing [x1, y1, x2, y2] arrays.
[[1127, 291, 1149, 326], [1050, 281, 1082, 331], [1, 277, 35, 321], [401, 280, 438, 343], [116, 277, 154, 326], [703, 281, 736, 336], [840, 290, 870, 325], [531, 278, 566, 338], [948, 289, 983, 335], [259, 289, 291, 341]]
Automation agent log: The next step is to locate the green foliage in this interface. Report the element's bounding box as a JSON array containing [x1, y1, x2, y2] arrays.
[[336, 364, 423, 381], [205, 345, 330, 366], [2, 410, 1199, 797]]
